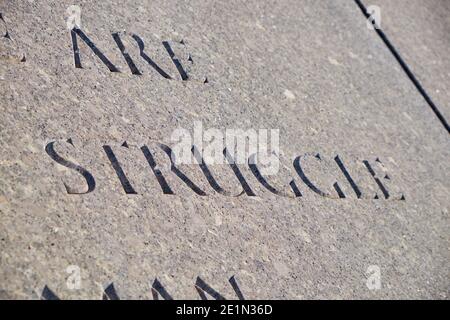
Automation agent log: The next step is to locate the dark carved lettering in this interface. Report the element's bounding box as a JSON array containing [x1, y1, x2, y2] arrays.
[[41, 285, 59, 300], [248, 153, 301, 198], [363, 159, 390, 199], [103, 144, 138, 194], [102, 283, 120, 300], [45, 141, 96, 194], [70, 28, 119, 72], [293, 154, 345, 198], [151, 278, 173, 300], [141, 144, 206, 196], [335, 155, 362, 198], [162, 40, 188, 80], [112, 32, 142, 75], [131, 34, 172, 79], [195, 276, 245, 300], [223, 148, 256, 197]]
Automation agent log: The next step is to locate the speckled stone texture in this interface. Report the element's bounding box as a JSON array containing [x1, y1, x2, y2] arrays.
[[362, 0, 450, 123], [0, 0, 449, 299]]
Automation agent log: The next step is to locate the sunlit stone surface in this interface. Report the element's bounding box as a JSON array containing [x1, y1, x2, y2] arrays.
[[0, 0, 448, 299]]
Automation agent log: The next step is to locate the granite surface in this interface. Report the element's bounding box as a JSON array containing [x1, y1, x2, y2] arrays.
[[362, 0, 450, 124], [0, 0, 448, 299]]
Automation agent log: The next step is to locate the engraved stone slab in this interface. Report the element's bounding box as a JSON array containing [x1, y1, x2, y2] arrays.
[[0, 0, 448, 299]]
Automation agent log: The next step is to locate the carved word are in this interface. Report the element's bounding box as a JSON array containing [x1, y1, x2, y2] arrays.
[[70, 27, 204, 82], [45, 140, 405, 200]]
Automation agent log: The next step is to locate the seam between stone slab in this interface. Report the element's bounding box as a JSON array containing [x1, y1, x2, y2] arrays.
[[353, 0, 450, 134]]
